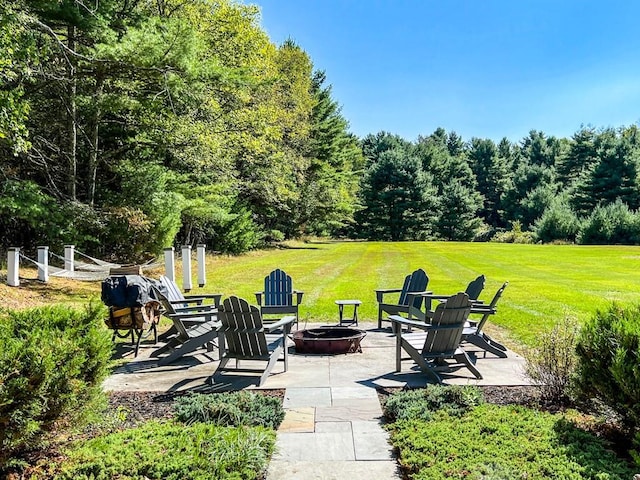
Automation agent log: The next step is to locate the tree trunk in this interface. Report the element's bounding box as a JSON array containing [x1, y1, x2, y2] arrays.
[[67, 23, 77, 200], [88, 72, 104, 206]]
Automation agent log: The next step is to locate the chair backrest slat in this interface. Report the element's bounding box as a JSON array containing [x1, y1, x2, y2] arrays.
[[423, 292, 470, 354], [264, 269, 293, 307], [152, 287, 190, 337], [160, 275, 185, 302], [398, 268, 429, 308], [475, 282, 508, 332], [219, 296, 269, 356], [465, 275, 485, 301]]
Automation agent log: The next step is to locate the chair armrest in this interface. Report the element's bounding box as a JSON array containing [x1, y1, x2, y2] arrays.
[[191, 293, 222, 308], [375, 288, 403, 302], [169, 310, 217, 322], [419, 293, 451, 300], [171, 304, 218, 313], [255, 292, 264, 306], [470, 306, 496, 315], [294, 290, 304, 305], [389, 315, 432, 331], [265, 315, 296, 333], [169, 298, 204, 305]]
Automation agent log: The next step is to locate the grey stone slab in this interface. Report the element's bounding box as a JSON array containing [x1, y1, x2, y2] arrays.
[[266, 460, 401, 480], [315, 421, 352, 433], [264, 355, 331, 388], [284, 387, 332, 408], [351, 421, 394, 461], [316, 399, 383, 422], [273, 431, 355, 461], [331, 386, 379, 404]]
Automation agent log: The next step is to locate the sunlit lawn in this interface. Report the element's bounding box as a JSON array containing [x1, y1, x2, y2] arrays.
[[197, 241, 640, 347]]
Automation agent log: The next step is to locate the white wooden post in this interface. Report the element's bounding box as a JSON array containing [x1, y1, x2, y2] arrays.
[[7, 247, 19, 287], [197, 244, 206, 287], [37, 246, 49, 282], [164, 247, 175, 282], [182, 245, 192, 292], [64, 244, 75, 272]]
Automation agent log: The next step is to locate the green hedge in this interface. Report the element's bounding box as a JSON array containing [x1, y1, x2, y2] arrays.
[[575, 302, 640, 432], [0, 303, 113, 466]]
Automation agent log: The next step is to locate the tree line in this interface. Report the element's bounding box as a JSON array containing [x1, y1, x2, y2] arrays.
[[356, 126, 640, 245], [2, 0, 639, 262]]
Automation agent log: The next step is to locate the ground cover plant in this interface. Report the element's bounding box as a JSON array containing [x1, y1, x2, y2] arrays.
[[39, 421, 275, 480], [16, 392, 282, 479], [6, 241, 640, 346], [383, 387, 636, 480]]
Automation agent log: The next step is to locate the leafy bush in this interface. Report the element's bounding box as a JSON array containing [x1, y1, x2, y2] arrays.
[[575, 302, 640, 432], [534, 200, 582, 243], [525, 316, 579, 404], [578, 200, 640, 245], [174, 392, 285, 429], [49, 420, 275, 480], [389, 403, 635, 479], [491, 220, 536, 244], [0, 303, 113, 466], [383, 385, 484, 422]]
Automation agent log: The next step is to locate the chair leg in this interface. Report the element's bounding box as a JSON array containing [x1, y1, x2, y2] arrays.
[[464, 334, 508, 358], [259, 345, 283, 386], [455, 351, 482, 379], [378, 305, 383, 329]]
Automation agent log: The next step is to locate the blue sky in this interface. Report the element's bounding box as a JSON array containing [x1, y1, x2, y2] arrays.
[[254, 0, 640, 143]]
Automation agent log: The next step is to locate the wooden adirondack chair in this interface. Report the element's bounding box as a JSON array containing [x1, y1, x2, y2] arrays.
[[159, 275, 222, 308], [421, 275, 486, 314], [375, 268, 429, 328], [462, 282, 509, 358], [389, 292, 482, 383], [209, 296, 296, 387], [255, 269, 304, 327], [151, 288, 221, 366]]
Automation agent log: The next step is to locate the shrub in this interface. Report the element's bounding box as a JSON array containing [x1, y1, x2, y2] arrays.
[[524, 316, 579, 404], [173, 392, 285, 429], [50, 420, 275, 480], [389, 403, 635, 479], [534, 201, 582, 243], [0, 303, 113, 466], [577, 200, 640, 245], [574, 302, 640, 432], [383, 385, 484, 422], [491, 220, 536, 244]]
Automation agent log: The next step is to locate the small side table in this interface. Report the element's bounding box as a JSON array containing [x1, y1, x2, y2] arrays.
[[335, 299, 362, 326]]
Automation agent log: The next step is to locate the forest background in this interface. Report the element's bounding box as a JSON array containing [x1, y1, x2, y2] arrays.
[[2, 0, 640, 262]]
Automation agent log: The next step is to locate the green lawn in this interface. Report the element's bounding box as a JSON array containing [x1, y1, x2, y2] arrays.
[[194, 241, 640, 347]]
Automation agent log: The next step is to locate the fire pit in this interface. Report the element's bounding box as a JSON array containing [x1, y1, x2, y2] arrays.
[[292, 327, 367, 354]]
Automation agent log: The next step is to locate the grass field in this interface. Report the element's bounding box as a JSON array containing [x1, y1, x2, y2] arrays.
[[4, 241, 640, 348], [199, 241, 640, 347]]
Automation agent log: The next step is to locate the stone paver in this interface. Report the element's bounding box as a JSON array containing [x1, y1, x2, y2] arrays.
[[273, 431, 355, 461], [284, 387, 332, 408], [316, 399, 383, 422], [266, 460, 400, 480], [351, 421, 394, 461], [279, 407, 315, 433]]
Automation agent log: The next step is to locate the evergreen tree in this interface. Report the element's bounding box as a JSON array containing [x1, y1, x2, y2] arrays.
[[357, 148, 438, 240]]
